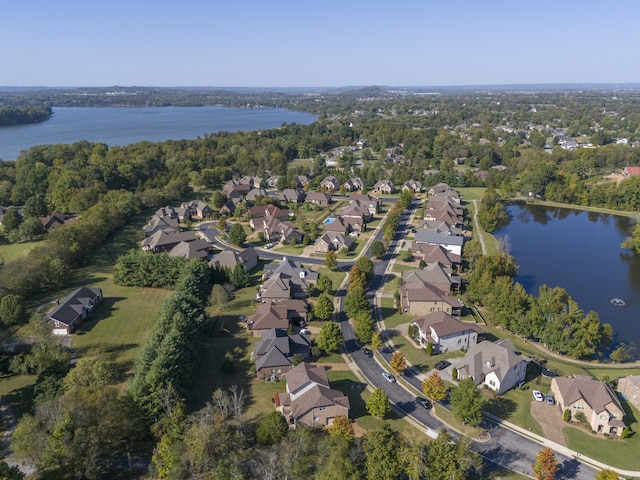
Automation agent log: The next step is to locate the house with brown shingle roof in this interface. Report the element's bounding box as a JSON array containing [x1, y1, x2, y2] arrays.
[[259, 258, 318, 300], [410, 311, 483, 353], [551, 376, 626, 436], [276, 362, 350, 428], [410, 244, 461, 271], [141, 230, 198, 253], [253, 328, 311, 380], [400, 280, 462, 316], [618, 375, 640, 411], [247, 299, 308, 335], [349, 193, 380, 214], [40, 211, 69, 233], [402, 263, 461, 294], [305, 192, 332, 206], [167, 238, 211, 260], [248, 204, 290, 230], [455, 339, 530, 394]]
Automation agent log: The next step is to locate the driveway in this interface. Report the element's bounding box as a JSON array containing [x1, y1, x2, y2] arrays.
[[530, 400, 566, 446]]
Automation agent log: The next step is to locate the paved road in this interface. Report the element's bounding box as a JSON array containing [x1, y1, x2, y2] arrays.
[[335, 198, 599, 479]]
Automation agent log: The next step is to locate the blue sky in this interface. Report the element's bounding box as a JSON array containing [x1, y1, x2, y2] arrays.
[[1, 0, 638, 88]]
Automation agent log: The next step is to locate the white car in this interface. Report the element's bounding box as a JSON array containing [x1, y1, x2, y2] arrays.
[[381, 371, 396, 383], [348, 231, 359, 237], [532, 390, 544, 402], [265, 243, 274, 249]]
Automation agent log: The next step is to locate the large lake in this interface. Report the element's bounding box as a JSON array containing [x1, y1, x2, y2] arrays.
[[494, 203, 640, 357], [0, 106, 317, 161]]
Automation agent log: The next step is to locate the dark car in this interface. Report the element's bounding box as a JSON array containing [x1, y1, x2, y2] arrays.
[[416, 397, 432, 409], [434, 360, 450, 371], [362, 347, 373, 358], [541, 367, 558, 378]]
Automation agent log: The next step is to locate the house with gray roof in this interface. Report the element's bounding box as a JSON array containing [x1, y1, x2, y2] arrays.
[[276, 362, 350, 428], [402, 179, 422, 193], [143, 214, 179, 237], [320, 175, 341, 192], [245, 187, 268, 202], [349, 193, 380, 215], [305, 192, 332, 206], [402, 263, 461, 294], [410, 311, 483, 353], [314, 232, 353, 254], [551, 376, 625, 436], [253, 328, 311, 380], [48, 287, 103, 335], [208, 248, 258, 272], [141, 230, 198, 253], [259, 258, 318, 301], [277, 188, 306, 204], [455, 339, 530, 394], [343, 177, 365, 192], [372, 179, 395, 194], [414, 229, 465, 256], [180, 200, 213, 219], [167, 238, 211, 260]]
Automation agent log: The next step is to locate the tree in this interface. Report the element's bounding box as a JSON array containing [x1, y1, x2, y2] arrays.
[[366, 387, 391, 419], [209, 284, 230, 310], [355, 256, 374, 284], [0, 294, 25, 325], [317, 275, 334, 295], [354, 310, 375, 344], [317, 322, 343, 353], [256, 411, 289, 445], [390, 351, 407, 375], [327, 414, 354, 441], [324, 250, 338, 271], [363, 425, 401, 480], [211, 190, 227, 209], [1, 208, 22, 232], [63, 355, 116, 390], [450, 378, 483, 426], [348, 265, 367, 291], [371, 331, 382, 350], [400, 251, 413, 262], [427, 430, 482, 480], [610, 341, 635, 362], [314, 294, 334, 321], [345, 286, 370, 319], [532, 447, 559, 480], [229, 263, 250, 288], [371, 240, 386, 259], [228, 223, 246, 246], [595, 469, 620, 480], [422, 371, 447, 402]]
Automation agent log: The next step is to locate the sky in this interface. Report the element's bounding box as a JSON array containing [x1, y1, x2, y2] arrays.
[[1, 0, 639, 88]]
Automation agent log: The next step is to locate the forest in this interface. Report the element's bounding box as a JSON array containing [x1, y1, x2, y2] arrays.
[[1, 87, 640, 478], [0, 105, 51, 126]]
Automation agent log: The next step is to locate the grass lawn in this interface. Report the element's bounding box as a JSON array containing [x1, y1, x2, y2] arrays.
[[272, 243, 307, 255], [317, 267, 346, 291], [380, 297, 412, 330], [482, 383, 544, 436], [392, 262, 415, 274], [337, 239, 365, 259], [458, 187, 487, 201], [382, 273, 401, 295], [0, 238, 43, 264], [0, 375, 36, 419]]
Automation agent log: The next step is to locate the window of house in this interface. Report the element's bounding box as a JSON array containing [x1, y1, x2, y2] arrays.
[[277, 368, 282, 373], [319, 407, 326, 411], [458, 339, 462, 344], [54, 320, 59, 327], [600, 414, 607, 420], [489, 380, 496, 387], [313, 416, 319, 422]]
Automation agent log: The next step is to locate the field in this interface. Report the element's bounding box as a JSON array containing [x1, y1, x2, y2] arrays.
[[0, 238, 42, 264]]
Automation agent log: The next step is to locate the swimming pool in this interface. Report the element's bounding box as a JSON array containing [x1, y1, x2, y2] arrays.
[[323, 217, 336, 224]]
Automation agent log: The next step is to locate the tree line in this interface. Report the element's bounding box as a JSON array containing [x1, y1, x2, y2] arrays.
[[0, 105, 51, 126]]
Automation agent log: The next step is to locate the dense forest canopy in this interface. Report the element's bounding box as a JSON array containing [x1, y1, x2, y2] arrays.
[[0, 105, 51, 126]]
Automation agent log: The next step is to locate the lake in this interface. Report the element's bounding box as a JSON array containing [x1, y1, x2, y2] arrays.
[[0, 106, 317, 161], [494, 203, 640, 357]]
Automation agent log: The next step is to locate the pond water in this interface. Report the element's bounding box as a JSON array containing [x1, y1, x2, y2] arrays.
[[493, 203, 640, 357]]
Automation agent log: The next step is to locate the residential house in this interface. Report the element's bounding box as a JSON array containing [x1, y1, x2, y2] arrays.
[[343, 177, 365, 192], [551, 376, 626, 436], [142, 213, 179, 237], [618, 376, 640, 410], [428, 183, 461, 204], [208, 248, 259, 272], [180, 200, 213, 219], [455, 339, 530, 395], [259, 258, 318, 301], [314, 232, 354, 253], [220, 198, 240, 216], [349, 194, 381, 215], [48, 287, 103, 335], [320, 176, 341, 192], [167, 238, 210, 260], [400, 279, 462, 316], [414, 229, 465, 256], [372, 179, 395, 194], [266, 175, 281, 188], [247, 300, 308, 335], [474, 170, 489, 181], [224, 183, 252, 199], [623, 166, 640, 177], [323, 216, 352, 235], [245, 188, 268, 202], [276, 362, 350, 428], [410, 311, 484, 353], [154, 205, 184, 221], [141, 230, 198, 253], [254, 328, 311, 380], [295, 175, 310, 188], [240, 175, 264, 188], [263, 215, 304, 245], [411, 244, 461, 271], [305, 192, 332, 206], [418, 220, 463, 237], [249, 204, 290, 230], [402, 180, 422, 193], [40, 211, 69, 233], [339, 202, 372, 226], [402, 263, 461, 294], [277, 188, 306, 204]]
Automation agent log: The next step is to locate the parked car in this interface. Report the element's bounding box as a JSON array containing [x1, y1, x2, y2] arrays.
[[362, 347, 373, 358], [416, 396, 432, 409], [532, 390, 544, 402], [545, 394, 555, 405], [265, 243, 274, 249], [299, 328, 311, 335], [434, 360, 450, 371], [381, 371, 396, 383], [541, 367, 558, 378]]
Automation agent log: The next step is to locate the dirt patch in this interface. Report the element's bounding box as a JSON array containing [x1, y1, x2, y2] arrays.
[[530, 400, 566, 446]]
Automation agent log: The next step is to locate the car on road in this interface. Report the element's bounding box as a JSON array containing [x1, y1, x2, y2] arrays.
[[434, 360, 450, 371], [381, 371, 396, 383], [415, 396, 432, 409], [545, 394, 555, 405], [362, 347, 373, 358], [532, 390, 544, 402], [265, 243, 274, 249]]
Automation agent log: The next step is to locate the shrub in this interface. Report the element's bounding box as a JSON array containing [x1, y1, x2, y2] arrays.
[[426, 343, 433, 356], [451, 367, 458, 380], [563, 409, 571, 422], [621, 426, 631, 438]]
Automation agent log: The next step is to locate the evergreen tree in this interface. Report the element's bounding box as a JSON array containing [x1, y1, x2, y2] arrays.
[[366, 388, 391, 419], [317, 322, 343, 353], [229, 263, 250, 288], [314, 294, 334, 321], [450, 378, 483, 426]]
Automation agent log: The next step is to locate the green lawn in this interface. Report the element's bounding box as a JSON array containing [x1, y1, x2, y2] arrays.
[[392, 263, 415, 274], [317, 266, 346, 291], [379, 297, 412, 330], [457, 187, 487, 201], [0, 238, 42, 264], [0, 375, 36, 419], [382, 273, 401, 295], [481, 382, 544, 436]]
